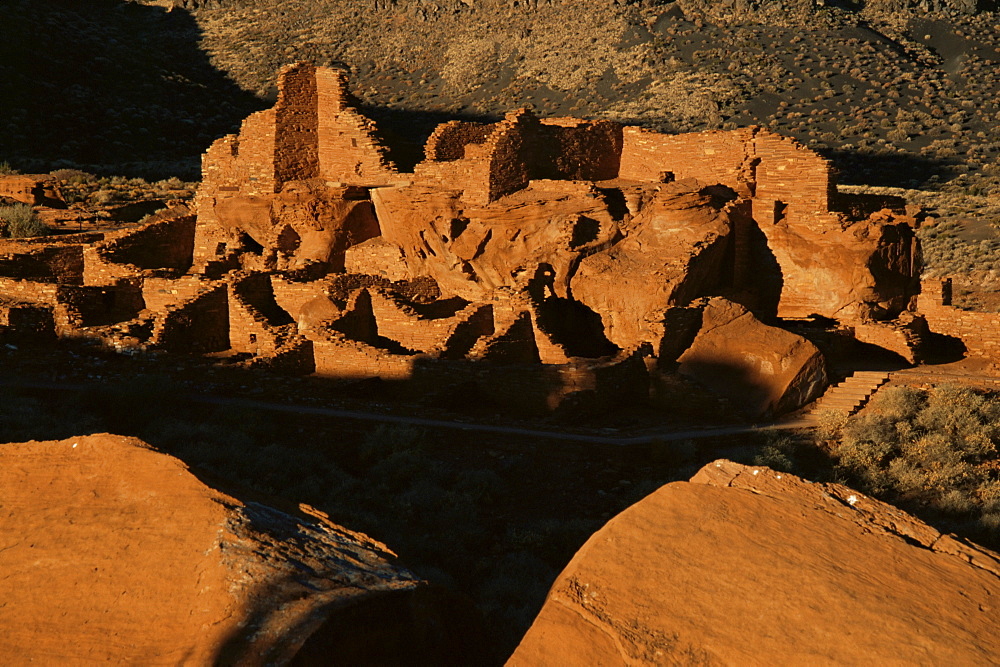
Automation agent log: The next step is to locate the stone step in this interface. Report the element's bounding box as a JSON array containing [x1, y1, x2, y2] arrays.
[[803, 370, 892, 418]]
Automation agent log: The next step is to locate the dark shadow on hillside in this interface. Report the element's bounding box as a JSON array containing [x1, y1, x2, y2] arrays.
[[824, 148, 960, 188], [0, 0, 266, 178], [360, 106, 502, 173]]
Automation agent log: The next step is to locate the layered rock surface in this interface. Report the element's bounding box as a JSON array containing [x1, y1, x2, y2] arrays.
[[510, 459, 1000, 665], [0, 434, 477, 665], [678, 297, 827, 417]]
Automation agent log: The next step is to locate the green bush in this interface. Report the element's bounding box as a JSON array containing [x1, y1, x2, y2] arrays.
[[0, 204, 49, 238], [49, 168, 96, 184], [833, 384, 1000, 513]]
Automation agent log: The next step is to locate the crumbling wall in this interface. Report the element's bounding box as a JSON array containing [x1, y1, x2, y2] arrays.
[[308, 329, 418, 380], [270, 275, 331, 322], [752, 130, 835, 223], [424, 121, 495, 161], [918, 278, 1000, 358], [619, 127, 757, 195], [227, 272, 294, 355], [851, 317, 926, 364], [0, 246, 84, 284], [93, 214, 196, 273], [142, 276, 221, 313], [367, 287, 492, 355], [55, 284, 144, 329], [0, 299, 55, 342], [833, 192, 908, 219], [536, 117, 623, 182], [274, 62, 320, 185], [150, 284, 230, 353], [415, 111, 623, 205], [315, 67, 398, 185], [194, 109, 278, 269]]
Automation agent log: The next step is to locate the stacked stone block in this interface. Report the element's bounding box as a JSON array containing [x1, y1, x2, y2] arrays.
[[918, 278, 1000, 358]]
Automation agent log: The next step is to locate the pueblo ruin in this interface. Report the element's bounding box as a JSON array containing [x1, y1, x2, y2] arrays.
[[0, 61, 961, 418]]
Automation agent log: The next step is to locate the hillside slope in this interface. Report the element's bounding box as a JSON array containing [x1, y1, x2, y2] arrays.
[[2, 0, 999, 195]]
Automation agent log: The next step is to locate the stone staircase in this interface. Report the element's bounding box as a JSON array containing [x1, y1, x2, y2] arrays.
[[800, 370, 891, 423]]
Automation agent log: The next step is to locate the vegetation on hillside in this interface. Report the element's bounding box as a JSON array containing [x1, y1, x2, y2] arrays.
[[0, 204, 49, 238], [771, 384, 1000, 548]]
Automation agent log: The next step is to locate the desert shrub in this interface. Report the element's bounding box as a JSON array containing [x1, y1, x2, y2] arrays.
[[50, 168, 96, 184], [0, 162, 19, 175], [752, 433, 799, 472], [833, 384, 1000, 514], [0, 204, 49, 238], [90, 189, 125, 205], [814, 408, 849, 440], [358, 424, 427, 466]]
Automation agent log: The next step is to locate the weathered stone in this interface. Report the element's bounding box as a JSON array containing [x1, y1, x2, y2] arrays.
[[510, 459, 1000, 666], [0, 434, 481, 665], [677, 297, 827, 417], [571, 180, 733, 350]]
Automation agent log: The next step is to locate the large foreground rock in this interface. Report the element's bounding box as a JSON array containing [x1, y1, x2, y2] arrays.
[[0, 434, 480, 665], [510, 460, 1000, 666]]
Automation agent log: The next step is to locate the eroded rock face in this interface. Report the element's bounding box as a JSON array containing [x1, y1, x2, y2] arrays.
[[755, 206, 921, 321], [510, 459, 1000, 666], [677, 297, 827, 417], [212, 180, 380, 271], [372, 180, 623, 303], [0, 434, 479, 665], [571, 180, 734, 350]]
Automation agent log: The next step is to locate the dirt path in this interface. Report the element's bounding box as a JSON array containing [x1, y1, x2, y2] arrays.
[[0, 378, 807, 446]]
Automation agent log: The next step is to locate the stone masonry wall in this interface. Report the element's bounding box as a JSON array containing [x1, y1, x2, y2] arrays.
[[537, 117, 623, 183], [367, 287, 492, 355], [918, 278, 1000, 358], [424, 120, 495, 161], [96, 214, 196, 272], [315, 66, 398, 186], [753, 131, 834, 221], [308, 329, 418, 380], [274, 62, 320, 186], [150, 284, 229, 353], [227, 273, 294, 355], [618, 127, 835, 222], [0, 246, 84, 284], [142, 276, 220, 313], [415, 110, 623, 204], [0, 300, 55, 342], [619, 126, 757, 195]]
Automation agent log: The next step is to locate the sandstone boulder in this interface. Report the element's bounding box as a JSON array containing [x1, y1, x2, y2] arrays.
[[678, 297, 827, 417], [0, 434, 480, 665], [211, 180, 380, 272], [571, 180, 734, 350], [0, 174, 65, 207], [510, 459, 1000, 666], [755, 205, 920, 321], [372, 180, 621, 303]]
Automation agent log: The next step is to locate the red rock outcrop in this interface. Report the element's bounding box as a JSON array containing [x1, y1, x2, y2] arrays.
[[0, 434, 480, 665], [677, 297, 827, 417], [0, 63, 940, 414], [510, 459, 1000, 666], [570, 180, 734, 351], [0, 174, 64, 207]]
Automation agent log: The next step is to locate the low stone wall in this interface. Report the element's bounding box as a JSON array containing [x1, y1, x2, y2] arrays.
[[0, 299, 55, 342], [150, 284, 229, 354], [918, 278, 1000, 358], [0, 246, 84, 284]]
